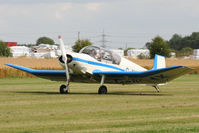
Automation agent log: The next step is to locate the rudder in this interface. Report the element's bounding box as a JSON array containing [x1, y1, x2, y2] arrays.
[[152, 54, 166, 70]]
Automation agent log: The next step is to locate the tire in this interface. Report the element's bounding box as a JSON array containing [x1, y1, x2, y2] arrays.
[[98, 85, 107, 94], [60, 85, 68, 94]]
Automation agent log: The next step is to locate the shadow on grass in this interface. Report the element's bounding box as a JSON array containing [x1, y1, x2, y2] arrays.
[[10, 90, 171, 96], [71, 91, 171, 96]]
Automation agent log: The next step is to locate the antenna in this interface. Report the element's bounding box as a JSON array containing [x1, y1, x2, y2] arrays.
[[99, 30, 109, 48], [78, 31, 80, 41]]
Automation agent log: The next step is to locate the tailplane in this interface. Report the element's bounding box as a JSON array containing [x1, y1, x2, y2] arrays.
[[152, 54, 166, 70]]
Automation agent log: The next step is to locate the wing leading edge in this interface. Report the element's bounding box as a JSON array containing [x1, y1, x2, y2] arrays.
[[93, 66, 193, 84], [6, 64, 66, 81]]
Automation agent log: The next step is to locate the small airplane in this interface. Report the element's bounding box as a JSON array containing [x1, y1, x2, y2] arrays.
[[6, 36, 193, 94]]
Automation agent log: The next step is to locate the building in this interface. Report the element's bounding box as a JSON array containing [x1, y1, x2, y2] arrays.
[[6, 42, 17, 47], [127, 49, 150, 59], [111, 49, 124, 57], [31, 44, 58, 53], [10, 46, 31, 57], [190, 49, 199, 59], [30, 51, 57, 58], [31, 44, 59, 58]]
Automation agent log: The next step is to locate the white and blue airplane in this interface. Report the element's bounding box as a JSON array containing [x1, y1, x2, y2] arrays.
[[6, 36, 192, 94]]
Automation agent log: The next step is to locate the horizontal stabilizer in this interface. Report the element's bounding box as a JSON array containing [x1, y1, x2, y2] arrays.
[[93, 66, 193, 84]]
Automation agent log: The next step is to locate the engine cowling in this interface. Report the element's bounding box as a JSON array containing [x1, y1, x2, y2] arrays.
[[59, 54, 73, 64]]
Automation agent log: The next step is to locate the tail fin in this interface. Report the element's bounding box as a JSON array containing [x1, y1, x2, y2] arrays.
[[152, 54, 166, 70]]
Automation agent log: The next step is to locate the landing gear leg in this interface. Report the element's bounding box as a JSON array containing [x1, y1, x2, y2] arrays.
[[98, 75, 107, 94], [153, 85, 160, 92], [60, 84, 69, 94]]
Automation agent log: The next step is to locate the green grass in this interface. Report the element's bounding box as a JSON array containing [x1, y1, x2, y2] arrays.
[[0, 75, 199, 133]]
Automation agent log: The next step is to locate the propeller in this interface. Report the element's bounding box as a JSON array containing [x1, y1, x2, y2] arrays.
[[58, 36, 70, 88]]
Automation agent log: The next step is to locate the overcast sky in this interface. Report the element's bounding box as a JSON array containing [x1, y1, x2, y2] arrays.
[[0, 0, 199, 48]]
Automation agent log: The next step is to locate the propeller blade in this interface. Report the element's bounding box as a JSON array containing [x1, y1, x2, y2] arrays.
[[58, 35, 67, 61], [58, 35, 70, 87]]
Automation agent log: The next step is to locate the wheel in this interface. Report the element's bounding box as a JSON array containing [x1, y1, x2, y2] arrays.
[[98, 85, 107, 94], [60, 85, 68, 94]]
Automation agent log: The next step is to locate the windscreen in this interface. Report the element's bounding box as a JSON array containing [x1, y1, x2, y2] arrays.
[[79, 46, 121, 65]]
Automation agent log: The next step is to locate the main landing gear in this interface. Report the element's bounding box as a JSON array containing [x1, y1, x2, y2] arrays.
[[60, 85, 69, 94], [98, 75, 107, 94], [59, 84, 108, 94], [59, 75, 108, 94], [98, 85, 107, 94]]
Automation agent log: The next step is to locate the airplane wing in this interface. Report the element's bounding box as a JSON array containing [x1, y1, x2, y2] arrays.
[[93, 66, 193, 84], [6, 64, 66, 81], [6, 64, 193, 85]]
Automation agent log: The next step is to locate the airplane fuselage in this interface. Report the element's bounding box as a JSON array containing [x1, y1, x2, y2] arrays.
[[59, 51, 148, 84]]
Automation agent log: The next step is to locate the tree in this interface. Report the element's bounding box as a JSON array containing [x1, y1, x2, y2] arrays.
[[36, 36, 55, 45], [168, 32, 199, 50], [0, 41, 12, 57], [179, 47, 193, 56], [189, 32, 199, 49], [72, 39, 92, 52], [147, 36, 171, 58], [168, 34, 182, 50], [144, 42, 150, 49]]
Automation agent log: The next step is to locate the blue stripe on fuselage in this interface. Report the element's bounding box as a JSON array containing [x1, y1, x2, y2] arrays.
[[73, 57, 125, 71]]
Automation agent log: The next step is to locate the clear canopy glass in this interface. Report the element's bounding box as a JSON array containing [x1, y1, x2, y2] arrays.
[[79, 46, 121, 65]]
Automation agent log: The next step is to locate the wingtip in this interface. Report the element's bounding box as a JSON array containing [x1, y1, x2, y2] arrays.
[[174, 66, 194, 73], [5, 64, 19, 68], [4, 64, 35, 73], [5, 64, 12, 66]]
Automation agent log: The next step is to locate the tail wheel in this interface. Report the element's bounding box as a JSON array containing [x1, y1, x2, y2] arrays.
[[98, 85, 107, 94], [60, 85, 68, 94]]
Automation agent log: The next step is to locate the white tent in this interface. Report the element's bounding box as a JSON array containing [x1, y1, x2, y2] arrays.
[[111, 49, 124, 57], [10, 46, 31, 57], [190, 49, 199, 59], [127, 49, 149, 58], [30, 44, 60, 58]]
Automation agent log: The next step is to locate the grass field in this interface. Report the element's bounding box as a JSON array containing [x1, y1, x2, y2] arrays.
[[0, 75, 199, 133]]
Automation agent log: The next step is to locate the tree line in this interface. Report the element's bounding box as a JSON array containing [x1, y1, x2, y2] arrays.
[[169, 32, 199, 50], [1, 32, 199, 58], [145, 32, 199, 58]]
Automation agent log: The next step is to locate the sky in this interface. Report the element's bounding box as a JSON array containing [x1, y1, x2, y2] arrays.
[[0, 0, 199, 49]]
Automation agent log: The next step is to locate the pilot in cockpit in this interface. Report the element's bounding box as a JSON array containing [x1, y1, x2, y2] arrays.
[[90, 49, 97, 58], [94, 49, 104, 61]]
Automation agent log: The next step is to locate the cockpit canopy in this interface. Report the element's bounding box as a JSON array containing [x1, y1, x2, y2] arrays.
[[79, 46, 121, 65]]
